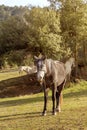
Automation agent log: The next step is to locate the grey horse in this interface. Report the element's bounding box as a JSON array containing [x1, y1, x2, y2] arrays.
[[34, 56, 66, 116], [65, 57, 75, 82]]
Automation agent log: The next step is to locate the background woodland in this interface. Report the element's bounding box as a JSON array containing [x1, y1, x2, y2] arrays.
[[0, 0, 87, 79]]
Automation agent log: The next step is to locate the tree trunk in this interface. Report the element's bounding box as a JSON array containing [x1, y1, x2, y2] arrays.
[[74, 41, 78, 78], [83, 42, 87, 79]]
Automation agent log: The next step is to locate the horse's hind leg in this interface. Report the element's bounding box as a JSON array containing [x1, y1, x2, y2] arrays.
[[56, 91, 60, 112], [52, 84, 57, 115], [56, 80, 66, 112], [56, 92, 63, 112]]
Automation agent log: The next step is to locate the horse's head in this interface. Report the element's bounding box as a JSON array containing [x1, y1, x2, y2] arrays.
[[34, 56, 47, 84]]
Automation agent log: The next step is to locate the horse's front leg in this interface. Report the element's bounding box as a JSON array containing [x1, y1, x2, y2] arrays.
[[52, 84, 57, 115], [42, 81, 48, 116]]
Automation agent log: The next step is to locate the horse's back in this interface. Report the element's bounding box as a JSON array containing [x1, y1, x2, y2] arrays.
[[51, 60, 66, 86]]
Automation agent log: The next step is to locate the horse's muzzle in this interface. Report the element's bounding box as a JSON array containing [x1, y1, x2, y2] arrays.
[[37, 78, 43, 85]]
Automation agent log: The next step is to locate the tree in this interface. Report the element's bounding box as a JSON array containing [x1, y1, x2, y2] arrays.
[[24, 7, 62, 59], [48, 0, 87, 76], [0, 16, 28, 54]]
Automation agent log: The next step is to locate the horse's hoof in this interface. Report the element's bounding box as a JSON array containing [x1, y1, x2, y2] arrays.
[[52, 112, 57, 115], [56, 108, 61, 113], [42, 112, 47, 116], [56, 110, 61, 113], [59, 109, 61, 112]]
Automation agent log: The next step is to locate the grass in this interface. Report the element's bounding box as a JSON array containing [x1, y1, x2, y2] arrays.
[[0, 70, 26, 81], [0, 71, 87, 130]]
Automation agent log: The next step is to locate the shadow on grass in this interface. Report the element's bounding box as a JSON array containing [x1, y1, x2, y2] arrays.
[[0, 95, 44, 107], [0, 112, 42, 121], [0, 88, 87, 108], [64, 89, 87, 98]]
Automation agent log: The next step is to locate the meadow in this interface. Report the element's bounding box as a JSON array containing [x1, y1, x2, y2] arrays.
[[0, 71, 87, 130]]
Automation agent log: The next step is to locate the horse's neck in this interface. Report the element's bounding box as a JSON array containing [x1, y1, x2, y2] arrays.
[[66, 58, 74, 66], [65, 61, 72, 67], [65, 61, 72, 75]]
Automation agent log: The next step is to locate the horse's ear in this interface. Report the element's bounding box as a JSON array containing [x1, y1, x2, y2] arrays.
[[33, 56, 38, 60]]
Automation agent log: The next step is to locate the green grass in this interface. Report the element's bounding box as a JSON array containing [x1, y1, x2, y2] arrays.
[[0, 70, 26, 81], [0, 82, 87, 130], [0, 71, 87, 130]]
